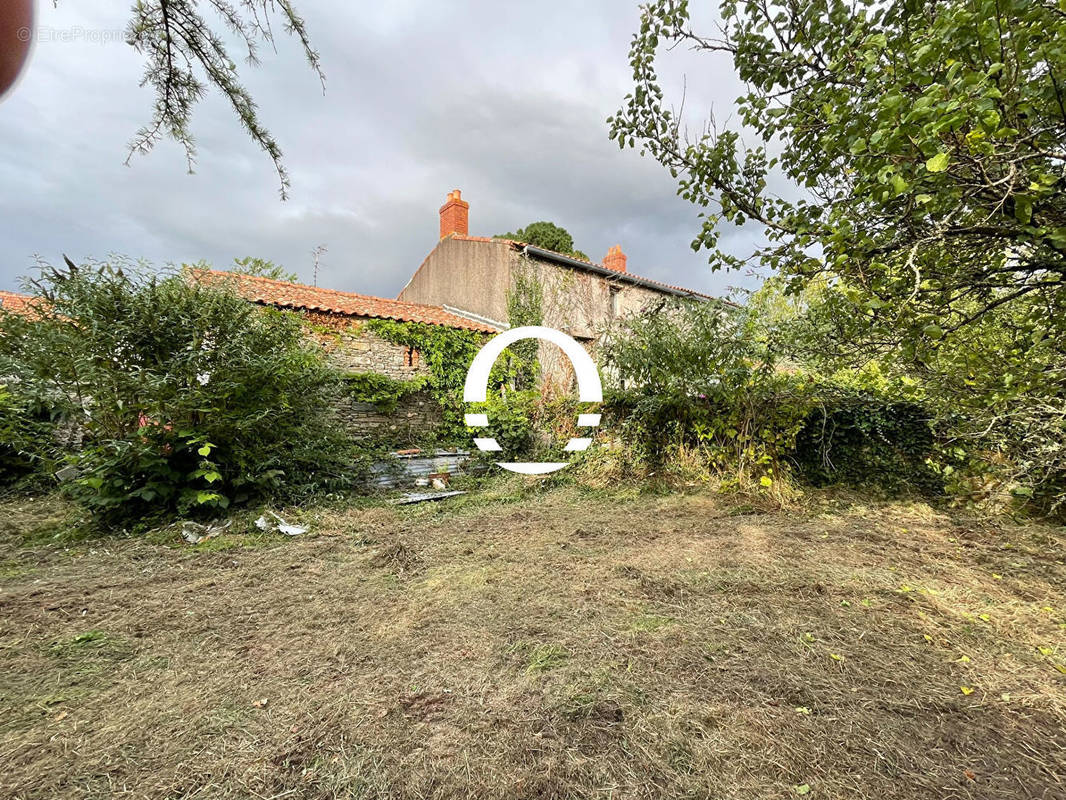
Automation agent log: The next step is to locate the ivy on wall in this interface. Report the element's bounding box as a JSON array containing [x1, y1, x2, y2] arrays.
[[505, 257, 544, 390], [363, 319, 486, 440], [362, 318, 543, 446], [342, 371, 429, 413]]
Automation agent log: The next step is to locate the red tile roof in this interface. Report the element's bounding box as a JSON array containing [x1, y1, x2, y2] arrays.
[[0, 290, 36, 316], [448, 235, 720, 302], [189, 269, 499, 333]]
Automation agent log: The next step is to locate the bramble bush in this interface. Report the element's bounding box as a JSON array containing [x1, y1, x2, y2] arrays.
[[0, 261, 359, 526]]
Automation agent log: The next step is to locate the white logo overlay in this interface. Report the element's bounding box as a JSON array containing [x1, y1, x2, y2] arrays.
[[463, 326, 602, 475]]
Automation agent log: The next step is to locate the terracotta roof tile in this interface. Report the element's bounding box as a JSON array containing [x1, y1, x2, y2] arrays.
[[189, 270, 499, 333], [0, 290, 37, 317]]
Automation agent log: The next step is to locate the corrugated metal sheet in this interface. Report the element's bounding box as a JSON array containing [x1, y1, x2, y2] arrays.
[[368, 450, 473, 488]]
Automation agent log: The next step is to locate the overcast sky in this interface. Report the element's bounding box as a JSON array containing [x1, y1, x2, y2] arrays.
[[0, 1, 771, 301]]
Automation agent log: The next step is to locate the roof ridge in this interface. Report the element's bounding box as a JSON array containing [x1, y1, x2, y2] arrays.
[[193, 268, 465, 312], [452, 236, 713, 298], [477, 241, 717, 301], [192, 268, 394, 304]]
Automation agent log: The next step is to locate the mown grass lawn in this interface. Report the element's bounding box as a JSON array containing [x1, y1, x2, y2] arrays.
[[1, 485, 1064, 799]]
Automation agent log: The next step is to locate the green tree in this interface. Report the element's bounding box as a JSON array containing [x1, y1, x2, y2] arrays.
[[611, 0, 1065, 342], [497, 222, 590, 260], [611, 0, 1066, 513], [230, 256, 298, 283], [0, 259, 356, 525]]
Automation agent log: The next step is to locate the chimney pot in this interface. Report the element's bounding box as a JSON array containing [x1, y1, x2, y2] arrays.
[[603, 245, 627, 273], [439, 189, 470, 238]]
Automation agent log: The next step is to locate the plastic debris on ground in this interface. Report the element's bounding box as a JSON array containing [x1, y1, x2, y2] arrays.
[[254, 511, 309, 536], [54, 465, 81, 483], [180, 519, 232, 544]]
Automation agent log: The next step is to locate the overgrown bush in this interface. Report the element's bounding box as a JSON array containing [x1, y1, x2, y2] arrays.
[[601, 298, 810, 489], [790, 398, 940, 495], [0, 384, 58, 490], [769, 277, 1066, 516], [343, 371, 429, 413], [470, 389, 539, 458], [599, 298, 942, 496], [0, 261, 358, 525]]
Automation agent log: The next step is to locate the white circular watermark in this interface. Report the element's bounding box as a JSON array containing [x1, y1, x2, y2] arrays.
[[463, 326, 602, 475]]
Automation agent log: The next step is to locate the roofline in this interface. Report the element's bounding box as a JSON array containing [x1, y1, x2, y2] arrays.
[[519, 245, 729, 305], [188, 268, 497, 333], [395, 234, 509, 300], [441, 304, 508, 331], [404, 235, 734, 308]]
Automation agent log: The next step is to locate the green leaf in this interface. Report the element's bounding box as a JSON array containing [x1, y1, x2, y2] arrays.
[[197, 444, 213, 457], [1014, 195, 1034, 224], [925, 152, 950, 173]]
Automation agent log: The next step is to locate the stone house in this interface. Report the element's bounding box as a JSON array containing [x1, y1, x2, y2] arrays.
[[2, 190, 720, 437], [398, 190, 718, 389], [189, 269, 498, 440]]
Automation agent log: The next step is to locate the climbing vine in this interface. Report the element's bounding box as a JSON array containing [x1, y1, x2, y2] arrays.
[[342, 371, 429, 413], [506, 257, 544, 390], [363, 319, 488, 439], [364, 318, 545, 447]]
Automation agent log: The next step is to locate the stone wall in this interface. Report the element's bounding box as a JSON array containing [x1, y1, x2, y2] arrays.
[[302, 311, 427, 381], [299, 311, 444, 441], [335, 390, 444, 442]]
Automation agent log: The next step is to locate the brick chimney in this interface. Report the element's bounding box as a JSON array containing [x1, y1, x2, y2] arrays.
[[439, 189, 469, 239], [603, 245, 627, 273]]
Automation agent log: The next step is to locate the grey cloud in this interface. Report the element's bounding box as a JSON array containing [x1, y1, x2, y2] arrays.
[[1, 0, 769, 301]]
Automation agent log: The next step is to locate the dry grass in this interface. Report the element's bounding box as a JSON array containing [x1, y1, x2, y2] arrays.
[[0, 485, 1064, 799]]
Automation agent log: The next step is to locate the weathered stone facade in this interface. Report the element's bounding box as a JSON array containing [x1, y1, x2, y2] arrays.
[[337, 391, 443, 440], [397, 235, 713, 392], [300, 311, 443, 441], [303, 312, 426, 381]]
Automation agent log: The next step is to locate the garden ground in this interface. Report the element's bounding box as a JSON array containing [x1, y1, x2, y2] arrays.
[[1, 484, 1064, 799]]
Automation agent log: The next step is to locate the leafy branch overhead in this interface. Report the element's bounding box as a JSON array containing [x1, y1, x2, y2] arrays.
[[124, 0, 324, 199], [610, 0, 1066, 340]]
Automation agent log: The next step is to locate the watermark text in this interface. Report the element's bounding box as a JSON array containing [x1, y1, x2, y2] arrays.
[[17, 27, 125, 45]]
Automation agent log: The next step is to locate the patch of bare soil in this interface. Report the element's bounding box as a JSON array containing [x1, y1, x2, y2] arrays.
[[0, 489, 1063, 799]]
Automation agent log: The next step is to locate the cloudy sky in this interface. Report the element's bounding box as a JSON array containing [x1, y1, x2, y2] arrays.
[[0, 1, 772, 301]]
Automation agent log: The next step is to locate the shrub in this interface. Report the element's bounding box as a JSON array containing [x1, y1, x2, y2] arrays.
[[0, 260, 358, 525], [0, 384, 58, 490], [601, 298, 810, 487], [790, 398, 941, 495], [470, 389, 539, 458], [343, 371, 429, 413], [599, 298, 942, 496]]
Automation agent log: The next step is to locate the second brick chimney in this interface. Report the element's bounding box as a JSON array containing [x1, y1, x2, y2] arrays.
[[603, 245, 627, 273], [439, 189, 469, 239]]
